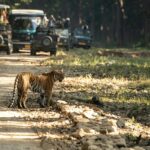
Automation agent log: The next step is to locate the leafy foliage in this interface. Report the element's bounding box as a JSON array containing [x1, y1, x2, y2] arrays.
[[42, 47, 150, 105], [3, 0, 150, 46]]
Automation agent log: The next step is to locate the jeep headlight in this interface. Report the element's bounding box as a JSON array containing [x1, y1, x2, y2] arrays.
[[74, 38, 78, 42], [88, 40, 91, 43], [64, 39, 67, 43], [30, 34, 34, 39], [57, 37, 60, 42], [26, 35, 31, 40], [0, 35, 4, 45]]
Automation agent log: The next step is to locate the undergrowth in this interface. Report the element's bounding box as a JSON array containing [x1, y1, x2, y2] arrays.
[[42, 47, 150, 105]]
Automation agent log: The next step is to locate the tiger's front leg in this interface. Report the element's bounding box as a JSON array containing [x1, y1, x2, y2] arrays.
[[45, 91, 53, 107], [37, 93, 46, 108]]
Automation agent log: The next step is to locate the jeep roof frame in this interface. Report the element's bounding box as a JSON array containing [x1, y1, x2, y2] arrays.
[[9, 9, 45, 16], [0, 4, 10, 9]]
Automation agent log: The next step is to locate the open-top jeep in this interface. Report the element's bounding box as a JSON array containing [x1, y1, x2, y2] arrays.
[[31, 26, 58, 56], [0, 4, 13, 55], [55, 28, 71, 51], [9, 9, 58, 55], [71, 27, 92, 49], [55, 18, 71, 51]]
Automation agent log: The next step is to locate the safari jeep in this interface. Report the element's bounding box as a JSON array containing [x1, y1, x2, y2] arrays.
[[55, 28, 71, 51], [71, 27, 92, 49], [31, 25, 58, 56], [0, 4, 13, 55], [9, 9, 58, 55], [9, 9, 46, 53]]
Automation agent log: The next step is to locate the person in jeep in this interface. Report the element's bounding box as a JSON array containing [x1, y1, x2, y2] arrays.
[[0, 9, 7, 23], [48, 15, 56, 28], [0, 4, 13, 55], [64, 17, 70, 29], [31, 19, 59, 56], [81, 20, 89, 31]]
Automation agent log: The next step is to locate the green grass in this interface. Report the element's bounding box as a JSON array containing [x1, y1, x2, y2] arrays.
[[42, 47, 150, 105]]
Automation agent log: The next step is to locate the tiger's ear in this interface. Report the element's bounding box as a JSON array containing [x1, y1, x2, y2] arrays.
[[60, 69, 63, 73], [51, 70, 56, 74], [52, 70, 58, 81]]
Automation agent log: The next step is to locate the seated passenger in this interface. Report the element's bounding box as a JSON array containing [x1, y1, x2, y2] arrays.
[[48, 15, 56, 28], [56, 16, 64, 28], [64, 17, 70, 29]]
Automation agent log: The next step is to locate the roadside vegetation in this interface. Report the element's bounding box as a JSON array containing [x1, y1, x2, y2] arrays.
[[20, 47, 148, 149], [42, 48, 150, 100], [41, 47, 150, 126]]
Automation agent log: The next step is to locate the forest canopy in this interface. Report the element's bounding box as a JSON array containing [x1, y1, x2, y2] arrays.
[[1, 0, 150, 47]]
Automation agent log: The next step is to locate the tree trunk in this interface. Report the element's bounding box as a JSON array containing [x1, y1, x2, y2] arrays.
[[143, 0, 150, 46], [89, 0, 95, 38], [115, 0, 125, 46], [77, 0, 82, 25]]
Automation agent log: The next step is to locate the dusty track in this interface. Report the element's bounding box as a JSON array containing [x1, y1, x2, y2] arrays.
[[0, 50, 149, 150], [0, 50, 50, 150]]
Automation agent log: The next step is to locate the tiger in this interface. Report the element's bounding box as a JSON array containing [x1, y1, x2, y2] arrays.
[[8, 70, 64, 109]]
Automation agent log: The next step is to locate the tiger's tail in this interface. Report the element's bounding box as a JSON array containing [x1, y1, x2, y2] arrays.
[[8, 74, 19, 108]]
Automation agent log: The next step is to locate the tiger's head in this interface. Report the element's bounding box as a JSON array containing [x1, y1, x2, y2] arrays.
[[51, 70, 64, 82]]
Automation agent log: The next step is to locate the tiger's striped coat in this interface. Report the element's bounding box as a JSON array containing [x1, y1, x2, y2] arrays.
[[8, 70, 64, 108]]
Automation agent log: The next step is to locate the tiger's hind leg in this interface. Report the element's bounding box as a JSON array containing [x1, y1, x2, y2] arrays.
[[21, 92, 28, 109], [17, 97, 22, 108], [17, 90, 23, 108], [17, 91, 28, 109]]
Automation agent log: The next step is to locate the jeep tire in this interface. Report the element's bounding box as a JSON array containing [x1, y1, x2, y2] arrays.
[[65, 44, 70, 51], [50, 47, 57, 56], [42, 36, 52, 47], [31, 44, 36, 56], [13, 45, 19, 53], [50, 51, 56, 56], [6, 42, 13, 55]]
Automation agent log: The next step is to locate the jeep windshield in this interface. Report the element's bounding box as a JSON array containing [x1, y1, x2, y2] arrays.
[[55, 29, 69, 37], [74, 28, 90, 37], [12, 16, 42, 33]]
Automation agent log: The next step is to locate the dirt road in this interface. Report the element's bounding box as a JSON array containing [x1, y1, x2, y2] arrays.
[[0, 51, 149, 150], [0, 51, 50, 150], [0, 51, 78, 150]]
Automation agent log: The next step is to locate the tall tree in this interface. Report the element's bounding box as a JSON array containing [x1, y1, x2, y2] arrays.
[[115, 0, 125, 46]]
